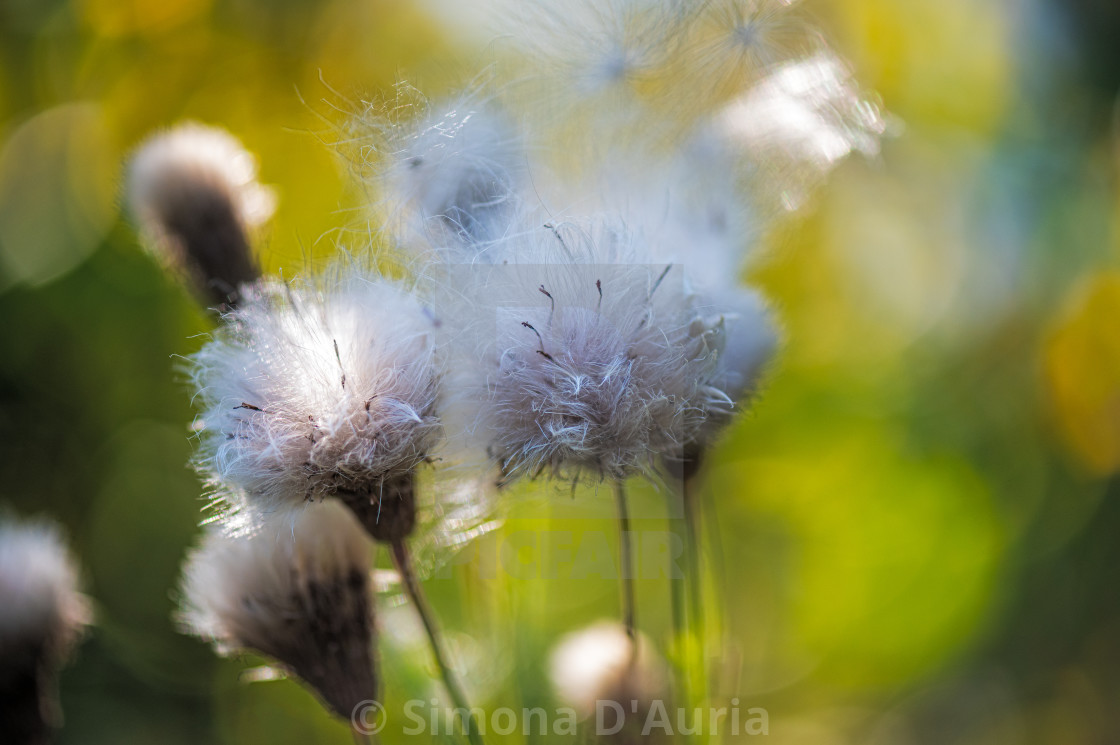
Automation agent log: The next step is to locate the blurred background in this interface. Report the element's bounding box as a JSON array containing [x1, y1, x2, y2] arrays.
[[2, 0, 1120, 742]]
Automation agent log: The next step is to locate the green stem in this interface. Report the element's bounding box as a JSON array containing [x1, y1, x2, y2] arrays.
[[391, 540, 486, 745], [681, 472, 710, 745], [669, 512, 687, 654], [667, 489, 692, 740], [350, 727, 374, 745], [613, 479, 637, 649], [681, 475, 705, 660]]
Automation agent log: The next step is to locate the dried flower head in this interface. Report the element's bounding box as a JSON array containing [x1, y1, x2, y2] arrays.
[[127, 123, 276, 307], [549, 620, 670, 737], [178, 500, 376, 718], [0, 517, 89, 745], [440, 218, 725, 483], [191, 274, 441, 540], [375, 90, 525, 248]]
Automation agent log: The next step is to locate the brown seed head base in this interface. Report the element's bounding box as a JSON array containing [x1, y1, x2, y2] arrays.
[[339, 472, 417, 543]]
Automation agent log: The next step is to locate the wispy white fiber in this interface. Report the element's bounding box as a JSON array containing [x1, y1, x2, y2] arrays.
[[437, 216, 726, 482], [359, 85, 526, 252], [190, 273, 441, 510], [691, 286, 778, 447], [711, 50, 886, 211], [502, 0, 684, 97], [682, 0, 817, 95]]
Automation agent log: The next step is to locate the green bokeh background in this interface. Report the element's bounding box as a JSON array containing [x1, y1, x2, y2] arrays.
[[2, 0, 1120, 743]]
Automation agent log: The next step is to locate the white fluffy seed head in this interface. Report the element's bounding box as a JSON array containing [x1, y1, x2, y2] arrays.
[[128, 122, 276, 235], [0, 517, 89, 669], [391, 101, 524, 247], [553, 158, 780, 455], [439, 217, 726, 483], [692, 286, 778, 448], [190, 273, 441, 511], [710, 50, 885, 212], [501, 0, 685, 98], [178, 500, 376, 718], [588, 136, 759, 291], [682, 0, 816, 97], [549, 621, 669, 722], [127, 122, 275, 306], [356, 85, 526, 254]]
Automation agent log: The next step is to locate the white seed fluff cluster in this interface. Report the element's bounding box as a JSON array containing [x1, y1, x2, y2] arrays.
[[191, 274, 441, 510], [440, 219, 727, 482], [338, 0, 889, 477], [691, 286, 778, 446], [127, 123, 276, 307], [178, 500, 376, 717], [377, 91, 525, 248], [128, 122, 276, 240], [0, 517, 88, 663], [130, 0, 883, 716], [548, 621, 669, 721], [507, 0, 683, 98]]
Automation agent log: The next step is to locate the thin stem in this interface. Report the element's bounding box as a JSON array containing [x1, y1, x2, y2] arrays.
[[681, 471, 710, 740], [669, 517, 687, 653], [350, 727, 374, 745], [681, 475, 705, 658], [390, 540, 486, 745], [667, 491, 692, 733], [613, 479, 636, 648]]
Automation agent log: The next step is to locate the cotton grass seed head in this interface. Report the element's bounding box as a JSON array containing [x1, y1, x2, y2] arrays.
[[178, 500, 376, 719], [127, 122, 275, 307], [0, 517, 88, 669], [440, 218, 726, 483], [380, 94, 524, 249], [501, 0, 684, 99], [190, 273, 441, 535], [0, 516, 89, 744]]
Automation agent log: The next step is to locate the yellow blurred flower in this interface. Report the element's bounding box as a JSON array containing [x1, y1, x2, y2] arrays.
[[81, 0, 212, 37], [831, 0, 1011, 135], [1046, 273, 1120, 474]]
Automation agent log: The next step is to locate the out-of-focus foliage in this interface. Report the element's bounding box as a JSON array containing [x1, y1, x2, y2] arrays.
[[1, 1, 1119, 744]]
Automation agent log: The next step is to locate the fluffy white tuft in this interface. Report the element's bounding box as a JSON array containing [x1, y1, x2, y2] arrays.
[[0, 517, 88, 660], [191, 273, 441, 509], [128, 122, 276, 237], [502, 0, 683, 97], [127, 122, 275, 306], [692, 286, 778, 447], [682, 0, 816, 96], [548, 620, 669, 721], [383, 94, 525, 248], [438, 216, 726, 482], [711, 50, 886, 211], [178, 500, 375, 717]]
